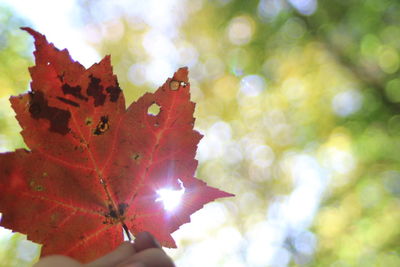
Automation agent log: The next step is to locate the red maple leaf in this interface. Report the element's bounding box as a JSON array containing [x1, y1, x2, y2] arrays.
[[0, 28, 233, 263]]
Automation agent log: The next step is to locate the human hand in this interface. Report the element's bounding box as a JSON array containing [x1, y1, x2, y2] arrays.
[[33, 232, 175, 267]]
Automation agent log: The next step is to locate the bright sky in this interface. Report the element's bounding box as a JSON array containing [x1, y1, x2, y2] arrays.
[[3, 0, 100, 67], [2, 0, 190, 85]]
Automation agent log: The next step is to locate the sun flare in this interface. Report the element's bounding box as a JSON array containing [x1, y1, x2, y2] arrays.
[[156, 179, 185, 211]]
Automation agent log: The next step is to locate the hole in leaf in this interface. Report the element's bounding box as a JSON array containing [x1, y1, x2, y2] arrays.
[[169, 80, 180, 90], [148, 102, 160, 116]]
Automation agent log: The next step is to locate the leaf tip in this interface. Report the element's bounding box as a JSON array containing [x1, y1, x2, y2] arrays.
[[21, 27, 44, 40], [173, 67, 189, 83], [216, 190, 235, 200], [103, 54, 112, 62], [21, 27, 49, 53]]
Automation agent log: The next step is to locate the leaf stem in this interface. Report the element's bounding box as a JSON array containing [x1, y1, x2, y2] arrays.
[[122, 223, 132, 242]]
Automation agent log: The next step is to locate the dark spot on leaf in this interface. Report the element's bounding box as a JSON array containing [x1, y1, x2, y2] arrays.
[[132, 153, 141, 161], [36, 186, 43, 191], [87, 75, 106, 107], [107, 204, 118, 219], [62, 84, 88, 101], [29, 179, 44, 191], [35, 185, 44, 191], [106, 83, 121, 102], [85, 117, 92, 125], [29, 91, 71, 135], [29, 103, 41, 116], [56, 97, 80, 107], [94, 116, 109, 135], [118, 203, 128, 216], [58, 73, 65, 82]]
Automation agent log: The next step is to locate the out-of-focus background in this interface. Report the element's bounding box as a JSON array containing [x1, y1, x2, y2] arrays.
[[0, 0, 400, 266]]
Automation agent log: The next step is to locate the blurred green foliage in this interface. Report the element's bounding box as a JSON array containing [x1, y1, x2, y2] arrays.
[[0, 6, 30, 152], [0, 6, 39, 266], [1, 0, 399, 266]]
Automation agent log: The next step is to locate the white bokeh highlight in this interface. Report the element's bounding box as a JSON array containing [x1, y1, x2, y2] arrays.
[[156, 179, 185, 211]]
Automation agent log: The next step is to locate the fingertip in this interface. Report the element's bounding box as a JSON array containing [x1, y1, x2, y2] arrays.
[[85, 241, 136, 267], [120, 248, 174, 267], [33, 255, 82, 267], [134, 232, 161, 252], [114, 241, 136, 257], [119, 262, 146, 267], [119, 241, 136, 250]]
